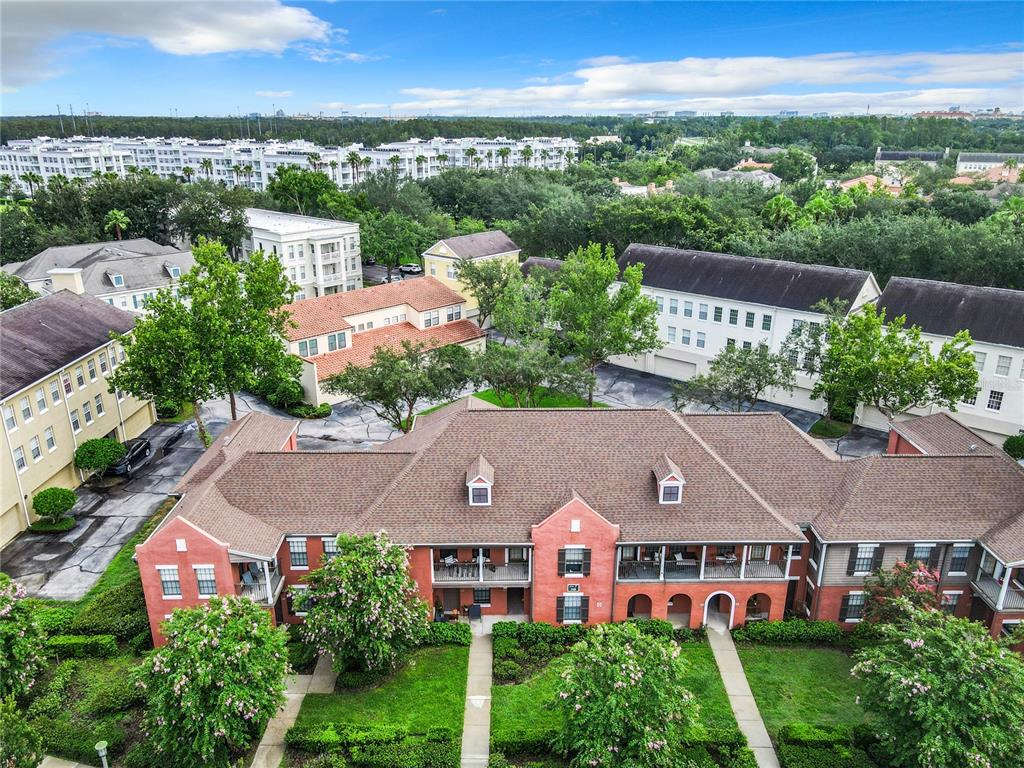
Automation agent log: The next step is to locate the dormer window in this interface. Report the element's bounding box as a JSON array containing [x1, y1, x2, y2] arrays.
[[466, 454, 494, 506], [653, 454, 685, 505], [166, 263, 181, 279], [109, 273, 124, 288]]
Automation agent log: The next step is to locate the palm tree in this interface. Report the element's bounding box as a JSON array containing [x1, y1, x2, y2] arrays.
[[103, 209, 131, 241], [438, 154, 449, 170], [360, 156, 373, 178], [415, 154, 427, 178], [541, 148, 550, 166], [0, 174, 15, 198], [329, 160, 338, 184], [521, 145, 533, 168], [564, 149, 575, 165], [465, 147, 477, 169], [497, 147, 511, 167], [388, 155, 401, 173], [346, 151, 363, 185], [21, 172, 42, 196], [243, 164, 254, 186], [181, 166, 195, 183], [200, 158, 214, 179], [306, 152, 322, 172], [473, 156, 483, 170], [231, 164, 243, 186], [486, 149, 493, 169]]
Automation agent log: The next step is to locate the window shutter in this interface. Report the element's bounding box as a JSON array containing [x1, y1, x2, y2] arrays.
[[557, 549, 566, 577], [927, 547, 941, 570], [905, 545, 916, 563], [556, 596, 565, 623], [871, 547, 885, 572], [582, 549, 592, 576], [838, 595, 851, 622], [846, 546, 858, 576], [580, 596, 590, 623]]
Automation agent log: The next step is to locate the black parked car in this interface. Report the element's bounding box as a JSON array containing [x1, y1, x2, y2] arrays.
[[103, 438, 152, 478]]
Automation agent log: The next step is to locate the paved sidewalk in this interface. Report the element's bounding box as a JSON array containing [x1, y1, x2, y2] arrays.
[[250, 654, 337, 768], [40, 758, 97, 768], [706, 624, 781, 768], [460, 622, 493, 768]]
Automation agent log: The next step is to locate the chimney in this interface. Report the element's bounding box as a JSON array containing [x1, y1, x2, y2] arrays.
[[665, 179, 674, 189], [48, 268, 85, 295]]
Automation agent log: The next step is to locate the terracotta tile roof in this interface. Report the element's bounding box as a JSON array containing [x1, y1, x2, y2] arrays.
[[283, 277, 466, 341], [889, 413, 999, 456], [309, 320, 486, 381]]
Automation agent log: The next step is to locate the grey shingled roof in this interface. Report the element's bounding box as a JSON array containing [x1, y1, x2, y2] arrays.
[[958, 152, 1024, 164], [876, 277, 1024, 348], [0, 291, 136, 398], [877, 151, 943, 162], [437, 230, 519, 260], [8, 239, 185, 285], [619, 244, 873, 312], [520, 256, 564, 277], [889, 413, 999, 456]]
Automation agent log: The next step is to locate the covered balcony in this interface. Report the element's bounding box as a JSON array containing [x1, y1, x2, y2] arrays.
[[617, 544, 792, 582], [432, 546, 532, 584], [972, 557, 1024, 612], [233, 559, 284, 605]]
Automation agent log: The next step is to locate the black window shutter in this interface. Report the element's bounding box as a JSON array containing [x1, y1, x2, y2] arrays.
[[582, 549, 592, 576], [556, 596, 565, 623], [557, 549, 566, 576], [905, 545, 916, 563], [927, 547, 941, 570], [580, 596, 590, 623], [846, 546, 858, 576], [871, 547, 885, 572], [839, 595, 851, 622]]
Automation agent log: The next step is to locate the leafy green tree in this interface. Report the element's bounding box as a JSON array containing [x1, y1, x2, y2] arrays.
[[266, 165, 336, 216], [300, 532, 428, 673], [852, 606, 1024, 768], [0, 575, 45, 700], [1004, 434, 1024, 460], [473, 341, 592, 407], [554, 622, 699, 768], [358, 210, 433, 282], [103, 208, 131, 240], [0, 697, 43, 768], [671, 342, 795, 412], [73, 437, 126, 476], [989, 195, 1024, 234], [354, 167, 434, 220], [134, 595, 288, 768], [492, 270, 553, 342], [929, 188, 994, 224], [862, 561, 941, 626], [31, 487, 77, 524], [815, 304, 978, 421], [323, 340, 474, 432], [454, 255, 522, 328], [0, 272, 37, 309], [761, 194, 803, 230], [547, 243, 660, 405], [769, 147, 817, 182], [171, 181, 251, 250]]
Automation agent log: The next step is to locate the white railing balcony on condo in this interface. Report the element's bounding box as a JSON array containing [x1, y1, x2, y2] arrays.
[[432, 559, 530, 584], [236, 569, 283, 604]]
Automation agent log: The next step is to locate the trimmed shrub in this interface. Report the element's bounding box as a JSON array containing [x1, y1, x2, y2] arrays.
[[0, 697, 43, 768], [305, 755, 349, 768], [46, 634, 118, 658], [623, 617, 675, 639], [82, 673, 145, 715], [1004, 434, 1024, 460], [73, 438, 126, 473], [349, 736, 459, 768], [128, 629, 153, 655], [723, 747, 759, 768], [847, 620, 884, 650], [288, 402, 334, 419], [34, 714, 127, 764], [492, 636, 525, 663], [526, 641, 552, 662], [490, 727, 558, 758], [421, 622, 472, 646], [27, 660, 78, 718], [732, 619, 843, 645], [777, 723, 853, 749], [27, 601, 78, 636], [289, 640, 318, 674], [70, 579, 148, 639], [673, 626, 706, 643], [493, 659, 522, 682], [678, 746, 716, 768], [487, 752, 512, 768], [777, 743, 875, 768], [28, 516, 76, 533], [31, 487, 77, 524]]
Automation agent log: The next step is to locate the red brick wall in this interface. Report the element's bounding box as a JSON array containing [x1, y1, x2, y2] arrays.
[[612, 580, 788, 628], [279, 536, 326, 624], [136, 515, 233, 645], [530, 497, 620, 624], [887, 431, 922, 455], [408, 546, 434, 605]]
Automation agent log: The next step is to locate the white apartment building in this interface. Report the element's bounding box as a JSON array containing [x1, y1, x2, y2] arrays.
[[1, 135, 579, 194], [609, 244, 881, 413], [869, 278, 1023, 445], [955, 152, 1024, 174], [243, 208, 362, 300]]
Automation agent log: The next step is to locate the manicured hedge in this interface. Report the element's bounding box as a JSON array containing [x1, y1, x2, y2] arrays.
[[28, 517, 76, 533], [286, 722, 410, 752], [285, 722, 458, 768], [777, 743, 875, 768], [422, 621, 472, 646], [778, 723, 853, 749], [732, 619, 844, 645], [490, 727, 559, 757], [28, 660, 78, 718], [69, 579, 149, 639], [288, 403, 334, 419], [27, 600, 78, 635], [32, 714, 127, 764], [46, 634, 118, 658]]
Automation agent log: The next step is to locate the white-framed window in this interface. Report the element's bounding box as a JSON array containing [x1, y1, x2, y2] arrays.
[[3, 405, 16, 431], [288, 538, 309, 569], [87, 359, 97, 380], [681, 329, 691, 346], [683, 301, 693, 318], [729, 308, 738, 325], [562, 594, 583, 622], [49, 381, 62, 405], [472, 587, 491, 606], [70, 409, 81, 432], [742, 341, 752, 350], [158, 566, 182, 598], [19, 396, 32, 422], [447, 305, 462, 322], [973, 351, 986, 372], [298, 339, 319, 357], [44, 427, 56, 451], [669, 298, 678, 315], [987, 390, 1004, 411], [35, 388, 47, 414], [762, 314, 773, 331], [470, 485, 491, 506], [75, 366, 85, 388], [289, 585, 311, 616], [424, 310, 440, 328], [563, 547, 585, 575], [698, 303, 708, 321], [194, 565, 217, 597], [666, 326, 676, 343], [655, 295, 664, 313], [995, 355, 1012, 376], [322, 536, 339, 558], [82, 401, 93, 424], [713, 306, 723, 323], [940, 591, 962, 614], [61, 372, 73, 395], [963, 389, 979, 407], [853, 544, 876, 574], [745, 311, 756, 328], [29, 436, 41, 461], [13, 446, 27, 472], [660, 482, 682, 504], [696, 332, 706, 349], [327, 332, 347, 351], [841, 592, 865, 622], [111, 273, 124, 288], [908, 543, 934, 562], [99, 352, 109, 375], [94, 394, 105, 416], [430, 263, 437, 276], [447, 264, 457, 280], [170, 265, 181, 279], [948, 544, 972, 574]]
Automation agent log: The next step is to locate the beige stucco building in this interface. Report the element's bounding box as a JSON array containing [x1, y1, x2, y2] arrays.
[[1, 292, 156, 546], [421, 231, 521, 320]]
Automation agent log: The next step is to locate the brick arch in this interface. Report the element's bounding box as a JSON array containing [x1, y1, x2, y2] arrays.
[[667, 593, 692, 627], [627, 593, 653, 619], [702, 591, 736, 628], [744, 592, 772, 623]]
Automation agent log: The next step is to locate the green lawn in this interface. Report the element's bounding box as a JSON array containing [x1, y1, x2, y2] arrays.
[[808, 418, 852, 439], [736, 646, 867, 734], [158, 401, 194, 424], [296, 645, 469, 734], [491, 641, 735, 739]]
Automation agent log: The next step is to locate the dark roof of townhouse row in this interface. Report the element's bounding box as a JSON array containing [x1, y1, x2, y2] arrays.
[[161, 406, 1024, 565], [958, 152, 1024, 163], [520, 256, 565, 277], [619, 244, 874, 312], [433, 230, 520, 260], [876, 150, 944, 162], [876, 277, 1024, 348], [0, 291, 136, 399], [5, 238, 188, 288]]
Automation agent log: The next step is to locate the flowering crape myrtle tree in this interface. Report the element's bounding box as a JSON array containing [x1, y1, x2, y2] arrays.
[[134, 595, 288, 768], [852, 604, 1024, 768], [553, 622, 699, 768], [862, 561, 941, 625], [0, 574, 44, 700], [300, 532, 429, 673]]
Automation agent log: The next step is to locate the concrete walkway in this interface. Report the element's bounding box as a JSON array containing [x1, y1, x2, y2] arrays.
[[250, 653, 337, 768], [40, 758, 97, 768], [706, 623, 781, 768], [460, 621, 493, 768]]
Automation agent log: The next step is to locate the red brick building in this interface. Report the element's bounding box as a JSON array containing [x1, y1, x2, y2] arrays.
[[136, 401, 1024, 645]]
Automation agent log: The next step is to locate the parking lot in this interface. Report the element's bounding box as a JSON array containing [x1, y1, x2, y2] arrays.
[[361, 262, 425, 285]]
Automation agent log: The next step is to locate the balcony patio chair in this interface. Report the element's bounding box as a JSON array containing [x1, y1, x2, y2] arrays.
[[468, 604, 482, 621], [241, 571, 256, 587], [442, 555, 456, 567]]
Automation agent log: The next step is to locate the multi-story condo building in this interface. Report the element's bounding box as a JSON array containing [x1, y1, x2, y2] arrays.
[[2, 239, 193, 313], [1, 292, 157, 546], [867, 277, 1024, 445], [242, 209, 362, 300], [283, 277, 486, 405], [956, 152, 1024, 174], [609, 244, 882, 413], [421, 231, 522, 322], [873, 147, 948, 169], [135, 401, 1023, 645], [0, 136, 579, 194]]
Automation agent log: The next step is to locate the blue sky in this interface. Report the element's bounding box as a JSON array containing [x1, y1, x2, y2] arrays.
[[2, 1, 1022, 116]]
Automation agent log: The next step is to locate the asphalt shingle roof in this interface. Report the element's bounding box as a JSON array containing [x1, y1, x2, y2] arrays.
[[435, 230, 520, 260], [889, 413, 999, 456]]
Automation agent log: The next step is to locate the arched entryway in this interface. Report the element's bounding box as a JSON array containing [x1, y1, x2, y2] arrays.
[[703, 591, 735, 629], [745, 593, 771, 624], [667, 594, 692, 628], [627, 594, 652, 619]]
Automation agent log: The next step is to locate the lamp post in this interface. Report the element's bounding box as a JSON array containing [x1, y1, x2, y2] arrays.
[[95, 740, 109, 768]]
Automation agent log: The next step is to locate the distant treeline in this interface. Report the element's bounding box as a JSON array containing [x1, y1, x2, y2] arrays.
[[2, 115, 1023, 154]]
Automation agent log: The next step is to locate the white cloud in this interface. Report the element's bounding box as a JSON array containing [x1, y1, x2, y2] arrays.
[[297, 45, 385, 63], [1, 0, 333, 91], [318, 101, 388, 111], [578, 55, 632, 67], [256, 90, 293, 98]]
